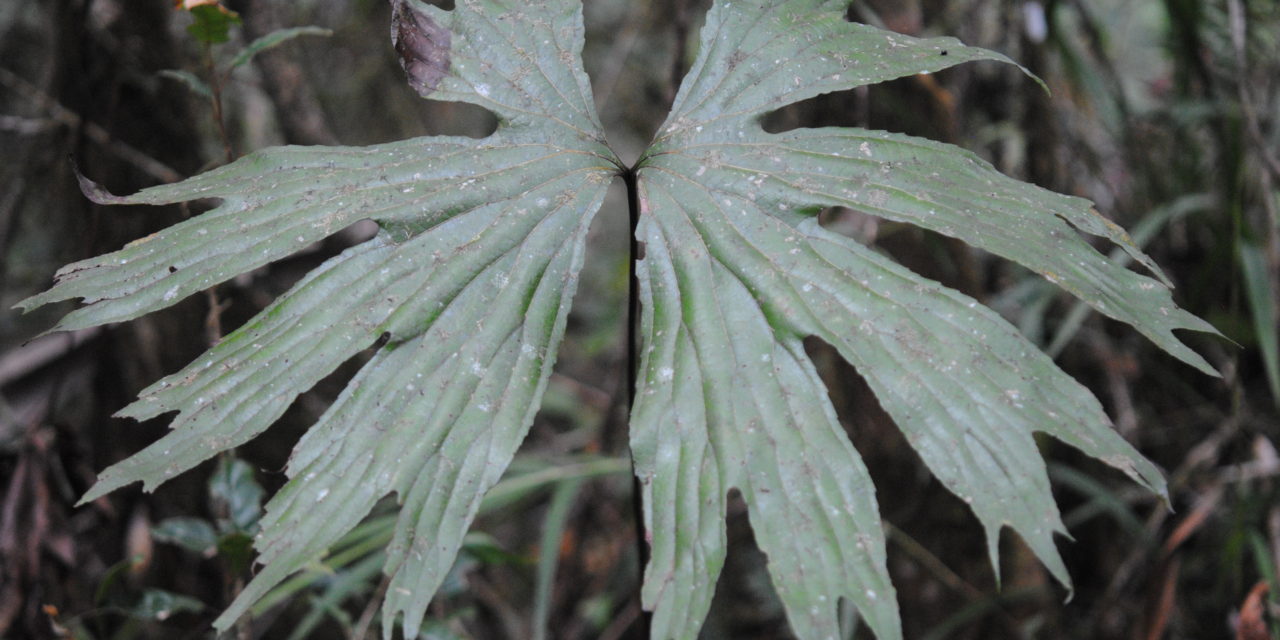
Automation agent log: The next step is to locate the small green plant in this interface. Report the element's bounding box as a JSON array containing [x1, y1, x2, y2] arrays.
[[20, 1, 1219, 638], [150, 456, 265, 574], [162, 1, 330, 164], [51, 456, 260, 638]]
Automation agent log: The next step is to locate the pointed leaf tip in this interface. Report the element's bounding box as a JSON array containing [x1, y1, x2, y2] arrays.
[[391, 0, 451, 98], [71, 160, 128, 205]]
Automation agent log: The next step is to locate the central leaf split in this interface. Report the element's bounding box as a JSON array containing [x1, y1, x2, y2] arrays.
[[19, 1, 1217, 639]]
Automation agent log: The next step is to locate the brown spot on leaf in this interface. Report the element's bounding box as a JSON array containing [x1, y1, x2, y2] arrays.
[[391, 0, 451, 98]]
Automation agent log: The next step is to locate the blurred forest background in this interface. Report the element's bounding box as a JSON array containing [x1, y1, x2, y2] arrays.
[[1, 0, 1278, 638]]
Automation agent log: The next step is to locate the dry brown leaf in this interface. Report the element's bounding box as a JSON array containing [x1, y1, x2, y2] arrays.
[[1236, 581, 1271, 640]]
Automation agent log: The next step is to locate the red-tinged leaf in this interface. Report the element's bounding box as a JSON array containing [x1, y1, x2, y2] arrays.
[[1236, 581, 1271, 640]]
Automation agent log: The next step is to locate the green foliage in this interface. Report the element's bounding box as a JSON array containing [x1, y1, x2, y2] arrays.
[[163, 3, 331, 103], [151, 456, 265, 573], [131, 589, 207, 622], [183, 4, 241, 45], [18, 0, 1218, 638], [208, 456, 265, 534], [151, 517, 219, 555]]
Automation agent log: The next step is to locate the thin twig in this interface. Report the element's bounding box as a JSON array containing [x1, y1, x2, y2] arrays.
[[351, 573, 390, 640], [549, 372, 612, 411], [0, 329, 102, 389], [883, 522, 983, 601], [243, 0, 339, 145], [204, 44, 235, 164], [594, 0, 655, 114], [467, 574, 526, 640], [665, 0, 692, 109], [197, 41, 236, 344], [597, 598, 642, 640], [848, 0, 886, 29], [234, 575, 251, 640], [204, 287, 231, 347], [1227, 0, 1280, 181], [885, 521, 1030, 638], [0, 66, 182, 183]]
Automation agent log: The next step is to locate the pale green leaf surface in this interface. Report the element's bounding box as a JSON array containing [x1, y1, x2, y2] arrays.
[[631, 194, 898, 639], [689, 129, 1217, 374], [218, 179, 602, 634], [24, 1, 616, 639], [630, 1, 1211, 639], [21, 1, 1220, 640], [661, 0, 1024, 131]]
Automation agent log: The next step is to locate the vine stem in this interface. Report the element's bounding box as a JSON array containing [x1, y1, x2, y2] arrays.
[[200, 36, 241, 639], [198, 41, 231, 349], [623, 164, 651, 638], [204, 42, 234, 164]]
